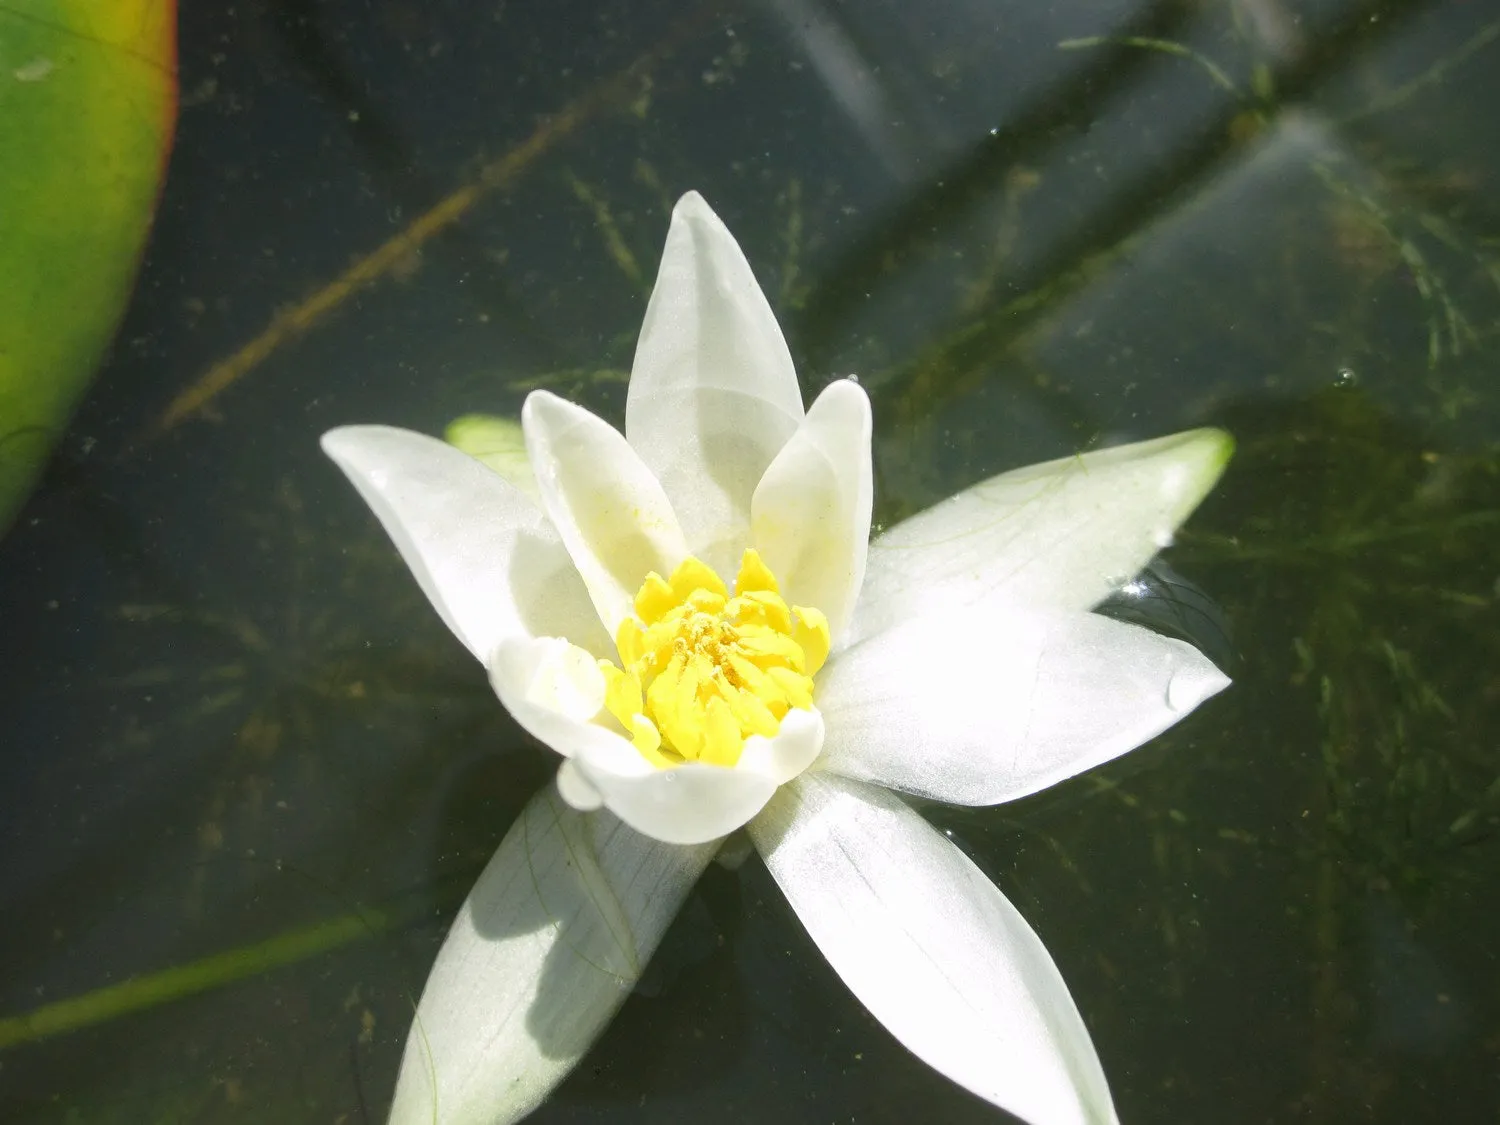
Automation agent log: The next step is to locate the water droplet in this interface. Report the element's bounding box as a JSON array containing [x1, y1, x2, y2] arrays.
[[1166, 669, 1198, 712], [13, 57, 54, 83], [1334, 366, 1358, 389]]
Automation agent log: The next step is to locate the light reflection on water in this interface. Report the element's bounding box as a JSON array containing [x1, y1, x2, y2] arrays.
[[2, 0, 1498, 1121]]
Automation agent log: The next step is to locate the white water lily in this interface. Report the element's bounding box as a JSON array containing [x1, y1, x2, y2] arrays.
[[322, 192, 1234, 1125]]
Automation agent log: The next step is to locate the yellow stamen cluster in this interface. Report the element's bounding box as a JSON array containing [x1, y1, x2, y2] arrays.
[[600, 549, 829, 769]]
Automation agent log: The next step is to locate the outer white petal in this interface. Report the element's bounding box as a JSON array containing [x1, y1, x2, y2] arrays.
[[750, 379, 873, 645], [747, 773, 1118, 1125], [814, 605, 1229, 805], [321, 425, 609, 661], [625, 191, 805, 575], [850, 429, 1233, 646], [387, 782, 716, 1125], [489, 637, 793, 845], [522, 391, 688, 635]]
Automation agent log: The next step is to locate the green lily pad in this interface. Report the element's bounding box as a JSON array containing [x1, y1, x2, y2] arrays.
[[0, 1, 177, 534]]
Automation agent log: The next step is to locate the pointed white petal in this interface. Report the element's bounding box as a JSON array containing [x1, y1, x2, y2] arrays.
[[748, 773, 1119, 1125], [489, 637, 781, 845], [850, 429, 1233, 646], [388, 782, 715, 1125], [321, 425, 609, 662], [750, 379, 873, 645], [522, 391, 688, 635], [625, 191, 805, 575], [815, 605, 1228, 805]]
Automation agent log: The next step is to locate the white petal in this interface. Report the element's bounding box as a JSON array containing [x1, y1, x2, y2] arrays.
[[489, 635, 636, 763], [733, 705, 825, 786], [500, 635, 608, 723], [850, 429, 1233, 646], [321, 425, 608, 662], [489, 637, 779, 845], [556, 759, 605, 810], [815, 605, 1229, 805], [626, 191, 805, 575], [522, 391, 688, 635], [747, 773, 1119, 1125], [568, 756, 778, 847], [750, 379, 873, 645], [388, 782, 716, 1125]]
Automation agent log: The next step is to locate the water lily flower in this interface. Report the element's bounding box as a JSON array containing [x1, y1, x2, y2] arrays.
[[322, 192, 1233, 1125]]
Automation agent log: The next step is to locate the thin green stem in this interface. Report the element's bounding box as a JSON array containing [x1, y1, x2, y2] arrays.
[[0, 907, 391, 1050]]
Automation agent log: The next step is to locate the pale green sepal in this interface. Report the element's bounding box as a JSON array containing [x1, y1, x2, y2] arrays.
[[445, 413, 539, 500]]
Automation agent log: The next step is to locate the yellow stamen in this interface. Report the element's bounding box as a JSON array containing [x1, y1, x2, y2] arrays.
[[600, 662, 641, 725], [629, 713, 677, 769], [633, 572, 678, 625], [615, 617, 646, 668], [729, 589, 793, 633], [735, 548, 779, 594], [766, 665, 813, 710], [606, 549, 824, 768], [792, 605, 831, 676], [669, 556, 726, 602]]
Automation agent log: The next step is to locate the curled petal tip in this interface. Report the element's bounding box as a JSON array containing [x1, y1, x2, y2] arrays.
[[558, 760, 605, 810], [1166, 660, 1232, 713], [673, 189, 711, 215]]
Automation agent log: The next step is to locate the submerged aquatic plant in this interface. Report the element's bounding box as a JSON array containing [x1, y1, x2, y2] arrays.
[[322, 193, 1234, 1125]]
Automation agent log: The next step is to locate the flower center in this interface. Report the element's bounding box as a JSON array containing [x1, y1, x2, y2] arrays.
[[599, 549, 829, 769]]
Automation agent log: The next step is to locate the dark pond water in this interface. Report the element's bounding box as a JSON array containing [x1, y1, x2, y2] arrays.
[[3, 0, 1498, 1121]]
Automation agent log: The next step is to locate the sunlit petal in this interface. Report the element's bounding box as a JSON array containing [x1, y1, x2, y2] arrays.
[[566, 755, 778, 847], [751, 379, 873, 646], [522, 391, 688, 635], [625, 191, 805, 575], [321, 425, 609, 661], [733, 706, 825, 787], [490, 637, 779, 844], [489, 635, 639, 764], [387, 783, 716, 1125], [850, 429, 1233, 646], [748, 773, 1119, 1125], [815, 604, 1229, 804]]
